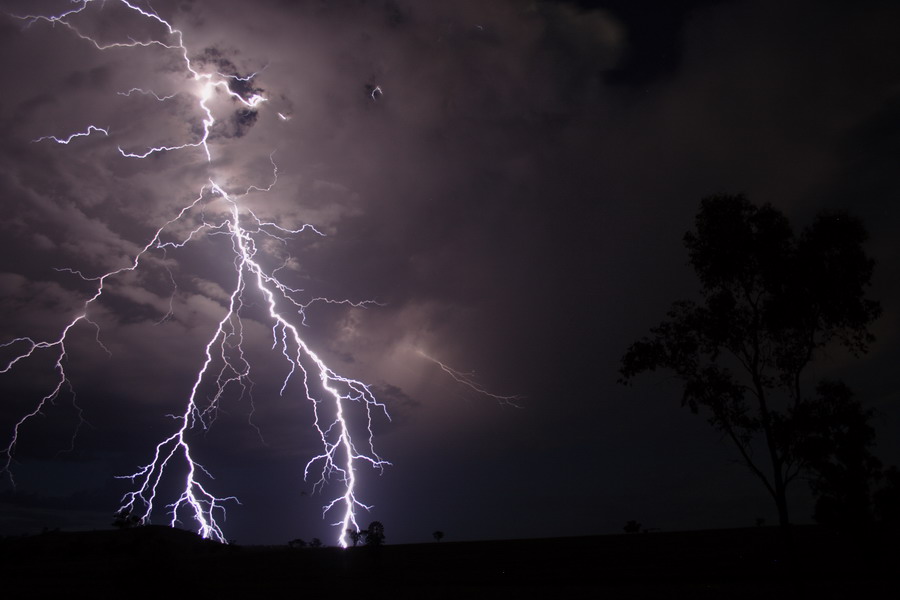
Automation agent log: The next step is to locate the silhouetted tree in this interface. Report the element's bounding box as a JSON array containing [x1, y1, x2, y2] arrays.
[[364, 521, 385, 546], [793, 381, 883, 528], [623, 520, 642, 534], [309, 537, 322, 548], [288, 538, 307, 548], [432, 530, 444, 542], [620, 195, 881, 533], [111, 509, 141, 530], [873, 466, 900, 525], [346, 528, 362, 547]]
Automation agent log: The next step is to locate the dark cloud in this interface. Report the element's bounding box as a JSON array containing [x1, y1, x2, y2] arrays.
[[548, 0, 733, 85]]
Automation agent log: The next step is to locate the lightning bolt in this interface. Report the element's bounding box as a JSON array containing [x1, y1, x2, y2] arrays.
[[3, 0, 388, 547], [417, 350, 522, 407], [31, 125, 110, 144]]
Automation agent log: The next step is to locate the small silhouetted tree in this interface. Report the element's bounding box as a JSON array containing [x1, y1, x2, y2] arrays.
[[620, 195, 881, 535], [794, 381, 883, 528], [364, 521, 385, 546], [309, 537, 322, 548], [623, 520, 642, 534], [346, 528, 362, 547], [112, 510, 141, 530], [288, 538, 307, 549], [432, 530, 444, 542], [874, 466, 900, 525]]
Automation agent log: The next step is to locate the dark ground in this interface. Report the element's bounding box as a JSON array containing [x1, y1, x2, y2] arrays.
[[1, 524, 897, 598]]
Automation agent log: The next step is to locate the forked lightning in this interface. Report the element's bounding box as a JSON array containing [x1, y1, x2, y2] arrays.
[[3, 0, 388, 547]]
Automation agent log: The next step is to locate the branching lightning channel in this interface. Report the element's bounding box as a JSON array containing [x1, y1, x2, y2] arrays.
[[417, 350, 522, 407], [3, 0, 388, 547], [32, 125, 109, 144]]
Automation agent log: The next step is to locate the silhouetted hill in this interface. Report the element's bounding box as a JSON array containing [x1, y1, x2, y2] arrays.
[[1, 525, 897, 597], [0, 524, 231, 559]]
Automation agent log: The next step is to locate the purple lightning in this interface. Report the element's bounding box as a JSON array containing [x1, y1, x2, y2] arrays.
[[31, 125, 110, 145], [417, 350, 522, 407], [2, 0, 389, 547]]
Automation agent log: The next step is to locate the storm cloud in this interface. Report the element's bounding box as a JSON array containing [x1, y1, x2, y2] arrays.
[[1, 0, 898, 544]]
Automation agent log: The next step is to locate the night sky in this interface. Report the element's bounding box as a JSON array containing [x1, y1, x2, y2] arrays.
[[1, 0, 898, 546]]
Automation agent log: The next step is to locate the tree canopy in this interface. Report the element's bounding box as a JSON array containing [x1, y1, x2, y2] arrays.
[[620, 194, 881, 530], [364, 521, 385, 547]]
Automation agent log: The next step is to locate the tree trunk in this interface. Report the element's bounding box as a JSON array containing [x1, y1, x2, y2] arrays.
[[751, 364, 794, 551], [763, 417, 794, 555]]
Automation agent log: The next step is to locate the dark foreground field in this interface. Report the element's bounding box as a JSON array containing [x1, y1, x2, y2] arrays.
[[1, 524, 897, 598]]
